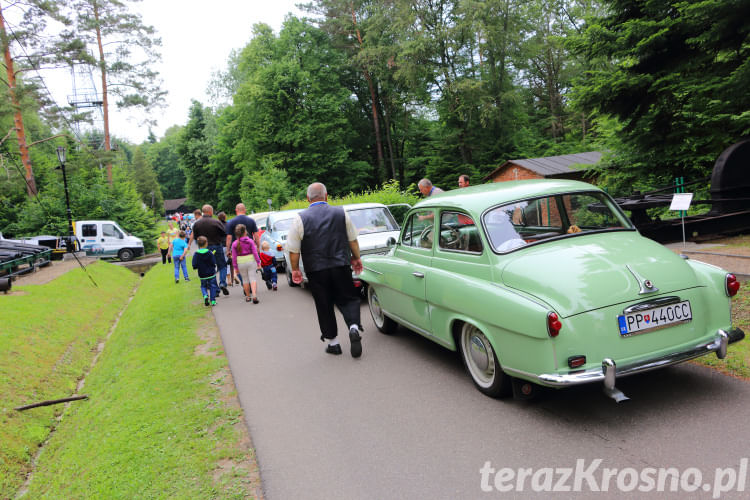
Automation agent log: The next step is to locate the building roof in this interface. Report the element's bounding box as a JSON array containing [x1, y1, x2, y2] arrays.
[[484, 152, 603, 180], [163, 198, 188, 211]]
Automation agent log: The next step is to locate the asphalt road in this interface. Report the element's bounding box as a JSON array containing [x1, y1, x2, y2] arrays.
[[213, 280, 750, 500]]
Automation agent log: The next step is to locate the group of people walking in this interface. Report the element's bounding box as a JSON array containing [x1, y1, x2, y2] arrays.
[[153, 176, 469, 359], [157, 203, 279, 306]]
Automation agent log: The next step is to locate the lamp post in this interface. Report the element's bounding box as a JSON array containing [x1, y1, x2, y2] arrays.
[[267, 198, 273, 211], [56, 146, 75, 253]]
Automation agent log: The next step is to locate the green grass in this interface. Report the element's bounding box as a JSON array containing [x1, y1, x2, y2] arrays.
[[694, 283, 750, 378], [0, 262, 139, 496], [22, 261, 254, 498]]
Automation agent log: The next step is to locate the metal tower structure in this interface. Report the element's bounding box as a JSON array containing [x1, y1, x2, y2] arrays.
[[67, 60, 104, 148]]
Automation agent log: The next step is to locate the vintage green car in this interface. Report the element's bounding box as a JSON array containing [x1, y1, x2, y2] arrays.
[[360, 180, 744, 401]]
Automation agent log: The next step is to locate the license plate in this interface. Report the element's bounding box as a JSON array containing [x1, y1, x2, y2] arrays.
[[617, 300, 692, 336]]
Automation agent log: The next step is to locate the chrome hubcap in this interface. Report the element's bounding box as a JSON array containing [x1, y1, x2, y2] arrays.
[[369, 288, 384, 327], [469, 335, 489, 371], [462, 324, 495, 387]]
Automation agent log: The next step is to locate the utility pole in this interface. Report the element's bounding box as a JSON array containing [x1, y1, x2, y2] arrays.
[[0, 4, 36, 196]]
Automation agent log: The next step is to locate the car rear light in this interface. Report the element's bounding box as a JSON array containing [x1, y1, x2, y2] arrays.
[[547, 312, 562, 337], [568, 355, 586, 369], [726, 274, 740, 297]]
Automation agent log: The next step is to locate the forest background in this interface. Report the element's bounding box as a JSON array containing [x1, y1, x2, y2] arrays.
[[1, 0, 748, 249]]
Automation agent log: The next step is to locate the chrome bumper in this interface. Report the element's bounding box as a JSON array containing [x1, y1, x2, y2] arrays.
[[537, 328, 745, 392]]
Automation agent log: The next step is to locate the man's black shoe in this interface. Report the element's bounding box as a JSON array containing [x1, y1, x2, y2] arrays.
[[221, 286, 229, 296], [325, 344, 342, 355], [349, 327, 362, 358]]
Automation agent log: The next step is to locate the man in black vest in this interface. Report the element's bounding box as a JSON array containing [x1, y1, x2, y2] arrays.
[[287, 182, 363, 357]]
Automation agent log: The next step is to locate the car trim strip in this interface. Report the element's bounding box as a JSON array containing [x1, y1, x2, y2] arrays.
[[622, 295, 682, 314], [526, 329, 743, 388]]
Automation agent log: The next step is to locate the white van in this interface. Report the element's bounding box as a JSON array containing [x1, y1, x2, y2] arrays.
[[75, 220, 144, 261]]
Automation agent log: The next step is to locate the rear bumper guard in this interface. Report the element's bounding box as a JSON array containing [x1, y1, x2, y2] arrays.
[[536, 328, 745, 401]]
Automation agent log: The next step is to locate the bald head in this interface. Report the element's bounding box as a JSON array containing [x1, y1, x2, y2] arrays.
[[235, 203, 247, 215], [307, 182, 327, 202], [202, 204, 213, 216]]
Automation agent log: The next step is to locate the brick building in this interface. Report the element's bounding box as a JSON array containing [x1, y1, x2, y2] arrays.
[[483, 152, 603, 183]]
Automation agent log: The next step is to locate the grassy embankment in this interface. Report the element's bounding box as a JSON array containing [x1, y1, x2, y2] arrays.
[[2, 261, 257, 498], [1, 263, 138, 495]]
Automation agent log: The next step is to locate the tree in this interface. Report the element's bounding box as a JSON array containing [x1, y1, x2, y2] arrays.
[[240, 161, 293, 212], [0, 0, 85, 196], [178, 100, 217, 206], [230, 19, 360, 195], [569, 0, 750, 186], [129, 146, 163, 214], [146, 125, 185, 199], [70, 0, 166, 184]]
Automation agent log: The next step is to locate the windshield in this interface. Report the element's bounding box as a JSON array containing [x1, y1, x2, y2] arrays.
[[272, 218, 295, 232], [483, 191, 634, 253], [347, 207, 399, 235]]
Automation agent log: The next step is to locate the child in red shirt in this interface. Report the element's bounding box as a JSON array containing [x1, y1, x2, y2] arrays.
[[259, 241, 278, 291]]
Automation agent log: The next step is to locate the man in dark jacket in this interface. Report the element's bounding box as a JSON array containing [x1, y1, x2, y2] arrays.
[[188, 204, 229, 295], [287, 182, 363, 357]]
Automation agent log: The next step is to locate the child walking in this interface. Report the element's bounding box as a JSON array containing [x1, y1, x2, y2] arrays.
[[231, 224, 262, 303], [169, 230, 190, 283], [192, 236, 219, 306], [259, 240, 278, 291], [157, 231, 171, 264]]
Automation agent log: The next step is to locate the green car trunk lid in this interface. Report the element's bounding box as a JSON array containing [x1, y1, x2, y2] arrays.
[[499, 232, 699, 318]]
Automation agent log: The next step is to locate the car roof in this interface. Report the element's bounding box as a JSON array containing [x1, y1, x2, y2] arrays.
[[267, 209, 304, 222], [341, 202, 388, 210], [412, 179, 600, 212]]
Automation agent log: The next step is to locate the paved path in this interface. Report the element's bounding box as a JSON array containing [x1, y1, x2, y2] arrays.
[[665, 242, 750, 279], [213, 280, 750, 500]]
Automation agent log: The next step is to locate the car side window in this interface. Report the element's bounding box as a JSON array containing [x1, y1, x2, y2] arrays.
[[401, 211, 434, 249], [81, 224, 97, 237], [439, 212, 482, 253]]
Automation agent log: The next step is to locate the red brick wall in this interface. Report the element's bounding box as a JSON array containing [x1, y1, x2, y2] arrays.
[[490, 165, 542, 182]]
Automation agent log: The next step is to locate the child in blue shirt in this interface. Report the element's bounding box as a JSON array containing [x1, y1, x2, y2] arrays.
[[169, 230, 190, 283], [192, 236, 218, 306]]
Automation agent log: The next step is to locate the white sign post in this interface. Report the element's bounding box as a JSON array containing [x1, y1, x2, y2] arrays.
[[670, 193, 693, 247]]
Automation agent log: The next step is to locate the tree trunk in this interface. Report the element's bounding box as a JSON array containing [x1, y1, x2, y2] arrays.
[[93, 2, 113, 185], [350, 5, 385, 178], [0, 5, 36, 197]]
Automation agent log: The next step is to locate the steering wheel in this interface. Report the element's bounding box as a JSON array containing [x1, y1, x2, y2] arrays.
[[439, 224, 461, 248], [419, 225, 434, 247]]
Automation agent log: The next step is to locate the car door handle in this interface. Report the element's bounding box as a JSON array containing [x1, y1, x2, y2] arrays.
[[412, 272, 424, 278]]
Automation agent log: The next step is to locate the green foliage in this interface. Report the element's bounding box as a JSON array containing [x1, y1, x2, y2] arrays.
[[4, 147, 159, 252], [178, 101, 218, 207], [129, 146, 164, 215], [283, 179, 419, 209], [145, 125, 186, 199], [240, 159, 293, 212], [569, 0, 750, 185]]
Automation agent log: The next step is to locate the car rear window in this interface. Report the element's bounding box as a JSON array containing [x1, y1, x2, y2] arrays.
[[483, 191, 634, 253]]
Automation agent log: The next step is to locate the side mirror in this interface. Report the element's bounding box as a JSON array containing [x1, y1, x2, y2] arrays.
[[387, 237, 396, 248]]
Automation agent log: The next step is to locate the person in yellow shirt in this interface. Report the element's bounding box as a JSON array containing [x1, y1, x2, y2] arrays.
[[167, 222, 179, 243], [157, 231, 171, 264]]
